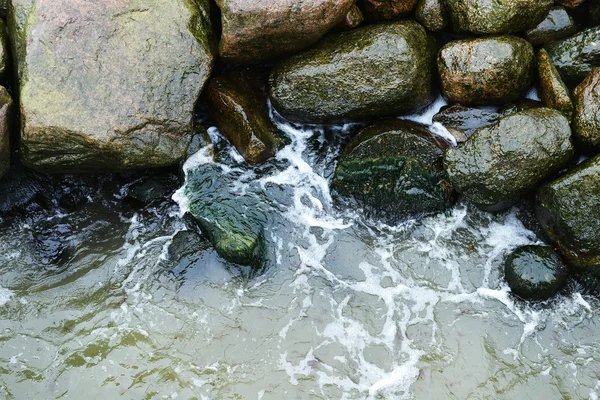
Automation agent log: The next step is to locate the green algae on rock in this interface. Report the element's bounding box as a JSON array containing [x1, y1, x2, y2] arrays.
[[432, 105, 503, 144], [444, 108, 574, 212], [8, 0, 215, 173], [438, 36, 534, 106], [0, 86, 12, 178], [269, 21, 435, 122], [207, 69, 283, 165], [573, 68, 600, 154], [504, 245, 568, 300], [538, 49, 574, 120], [524, 7, 577, 47], [415, 0, 448, 31], [536, 155, 600, 273], [445, 0, 552, 34], [544, 27, 600, 87], [332, 120, 454, 221], [216, 0, 354, 62], [359, 0, 418, 20]]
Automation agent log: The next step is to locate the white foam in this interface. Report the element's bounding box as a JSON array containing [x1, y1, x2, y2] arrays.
[[401, 95, 448, 125], [0, 287, 14, 307]]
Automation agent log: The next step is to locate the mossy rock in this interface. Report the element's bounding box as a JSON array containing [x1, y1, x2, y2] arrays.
[[432, 105, 504, 144], [445, 0, 552, 34], [438, 36, 534, 106], [573, 68, 600, 155], [444, 108, 574, 211], [0, 86, 12, 178], [359, 0, 418, 20], [269, 21, 435, 122], [332, 120, 455, 221], [525, 7, 577, 47], [538, 49, 574, 120], [8, 0, 215, 173], [415, 0, 448, 32], [504, 245, 568, 300], [536, 155, 600, 273]]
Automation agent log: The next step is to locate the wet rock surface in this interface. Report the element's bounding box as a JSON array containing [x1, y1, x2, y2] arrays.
[[216, 0, 354, 62], [573, 68, 600, 154], [338, 5, 365, 30], [545, 27, 600, 87], [8, 0, 215, 173], [438, 36, 534, 105], [359, 0, 418, 20], [536, 155, 600, 273], [432, 105, 503, 144], [0, 86, 12, 178], [525, 7, 577, 47], [444, 108, 574, 211], [415, 0, 448, 31], [538, 49, 574, 120]]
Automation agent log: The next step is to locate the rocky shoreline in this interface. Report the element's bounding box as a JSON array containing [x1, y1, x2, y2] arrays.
[[1, 0, 600, 301]]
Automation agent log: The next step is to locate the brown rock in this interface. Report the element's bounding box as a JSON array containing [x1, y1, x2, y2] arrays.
[[573, 68, 600, 154], [360, 0, 418, 20], [415, 0, 448, 31], [555, 0, 586, 8], [337, 4, 364, 30], [538, 49, 574, 120]]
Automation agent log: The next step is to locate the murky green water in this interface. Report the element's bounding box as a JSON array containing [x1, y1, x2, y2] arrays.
[[1, 107, 600, 399]]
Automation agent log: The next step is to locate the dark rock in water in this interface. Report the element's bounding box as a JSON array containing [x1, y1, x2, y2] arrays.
[[415, 0, 448, 32], [504, 245, 568, 300], [536, 154, 600, 273], [574, 274, 600, 296], [207, 69, 283, 165], [332, 120, 455, 221], [269, 21, 436, 122], [337, 4, 364, 30], [124, 175, 179, 210], [168, 230, 211, 261], [0, 165, 45, 213], [184, 163, 267, 267], [538, 49, 574, 120], [445, 0, 552, 34], [524, 7, 577, 47], [8, 0, 215, 173], [573, 68, 600, 155], [0, 86, 13, 178], [432, 105, 503, 144], [438, 36, 534, 106], [215, 0, 354, 62], [444, 108, 574, 211], [359, 0, 418, 20], [544, 27, 600, 88]]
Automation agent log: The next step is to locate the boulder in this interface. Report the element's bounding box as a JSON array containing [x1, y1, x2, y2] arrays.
[[524, 7, 577, 47], [536, 155, 600, 273], [544, 27, 600, 87], [445, 0, 552, 34], [538, 49, 574, 120], [0, 87, 12, 178], [573, 68, 600, 154], [444, 108, 574, 211], [504, 245, 568, 300], [216, 0, 354, 62], [332, 120, 455, 221], [438, 36, 534, 106], [269, 21, 435, 122], [8, 0, 215, 173], [359, 0, 418, 20], [415, 0, 448, 32], [206, 69, 283, 165]]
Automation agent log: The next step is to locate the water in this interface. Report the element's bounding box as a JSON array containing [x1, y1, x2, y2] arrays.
[[1, 104, 600, 399]]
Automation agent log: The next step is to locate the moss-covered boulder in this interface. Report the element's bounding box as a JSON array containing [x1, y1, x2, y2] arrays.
[[359, 0, 418, 20], [444, 108, 574, 211], [0, 87, 12, 178], [445, 0, 552, 34], [524, 7, 577, 47], [206, 69, 283, 165], [432, 105, 503, 144], [438, 36, 534, 106], [8, 0, 215, 173], [504, 245, 568, 300], [332, 120, 454, 221], [538, 49, 574, 120], [536, 155, 600, 273], [544, 27, 600, 87], [573, 68, 600, 154], [216, 0, 353, 62], [415, 0, 448, 31], [269, 21, 435, 122]]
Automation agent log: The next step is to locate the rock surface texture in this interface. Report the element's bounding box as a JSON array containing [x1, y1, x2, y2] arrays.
[[0, 87, 12, 178], [538, 49, 574, 120], [545, 27, 600, 87], [8, 0, 215, 173], [524, 6, 577, 47], [359, 0, 418, 20], [573, 68, 600, 154]]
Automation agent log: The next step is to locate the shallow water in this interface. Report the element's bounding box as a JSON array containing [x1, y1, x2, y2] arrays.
[[1, 105, 600, 400]]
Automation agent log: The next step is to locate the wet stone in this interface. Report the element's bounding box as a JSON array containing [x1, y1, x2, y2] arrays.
[[525, 7, 577, 47], [432, 105, 504, 144], [359, 0, 418, 20], [0, 86, 12, 178], [538, 49, 574, 120], [415, 0, 448, 31], [337, 4, 365, 30], [573, 68, 600, 155]]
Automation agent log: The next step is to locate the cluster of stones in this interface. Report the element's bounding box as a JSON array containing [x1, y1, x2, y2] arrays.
[[1, 0, 600, 299]]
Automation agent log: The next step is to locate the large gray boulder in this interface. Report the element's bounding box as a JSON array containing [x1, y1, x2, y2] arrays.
[[8, 0, 215, 173]]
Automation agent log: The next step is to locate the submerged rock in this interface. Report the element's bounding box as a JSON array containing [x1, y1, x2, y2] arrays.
[[444, 108, 574, 211], [538, 49, 574, 120], [438, 36, 534, 105], [445, 0, 552, 34], [573, 68, 600, 154], [359, 0, 418, 20], [432, 105, 503, 144], [525, 7, 577, 47], [8, 0, 215, 173], [0, 165, 45, 213], [168, 230, 211, 262], [216, 0, 354, 62], [544, 27, 600, 87], [415, 0, 448, 32], [332, 120, 454, 221], [536, 155, 600, 273], [207, 69, 283, 165], [0, 87, 12, 178], [504, 245, 568, 300], [269, 21, 435, 122]]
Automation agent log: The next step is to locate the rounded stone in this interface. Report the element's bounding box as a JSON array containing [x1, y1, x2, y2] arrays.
[[415, 0, 448, 31], [524, 6, 577, 47], [538, 49, 574, 120], [573, 68, 600, 154]]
